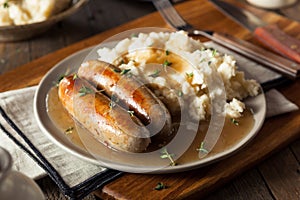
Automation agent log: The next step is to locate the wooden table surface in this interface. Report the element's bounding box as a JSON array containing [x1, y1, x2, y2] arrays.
[[0, 0, 300, 199]]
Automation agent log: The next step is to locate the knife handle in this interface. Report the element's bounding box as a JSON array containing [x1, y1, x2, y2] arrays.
[[211, 32, 300, 79], [254, 24, 300, 63]]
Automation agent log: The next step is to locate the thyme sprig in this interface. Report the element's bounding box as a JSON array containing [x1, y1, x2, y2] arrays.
[[65, 127, 74, 135], [127, 110, 134, 117], [78, 86, 94, 97], [154, 182, 167, 191], [231, 118, 239, 126], [109, 94, 119, 109], [148, 69, 161, 78], [120, 69, 131, 75], [160, 148, 176, 166], [212, 49, 218, 57], [196, 142, 209, 154], [114, 68, 131, 75]]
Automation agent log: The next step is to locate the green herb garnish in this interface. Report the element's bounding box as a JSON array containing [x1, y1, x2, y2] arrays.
[[73, 74, 78, 80], [65, 127, 74, 135], [165, 50, 170, 56], [78, 86, 94, 97], [196, 142, 209, 154], [163, 60, 172, 67], [212, 49, 217, 57], [160, 148, 176, 166], [200, 58, 206, 63], [54, 74, 66, 87], [113, 68, 122, 73], [177, 90, 183, 97], [3, 1, 9, 8], [130, 33, 138, 38], [154, 182, 167, 191], [127, 110, 134, 117], [120, 69, 131, 75], [148, 69, 161, 78], [186, 72, 194, 78], [231, 118, 239, 126], [109, 94, 119, 109], [208, 61, 212, 66]]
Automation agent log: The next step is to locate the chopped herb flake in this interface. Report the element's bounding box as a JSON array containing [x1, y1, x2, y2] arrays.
[[130, 33, 138, 38], [54, 74, 66, 87], [177, 90, 183, 97], [186, 72, 194, 78], [196, 142, 209, 154], [73, 74, 78, 80], [148, 69, 161, 78], [208, 61, 212, 65], [120, 69, 131, 75], [163, 60, 172, 67], [231, 118, 239, 126], [154, 182, 167, 190], [212, 49, 217, 57], [165, 50, 170, 56], [65, 127, 74, 135], [78, 86, 94, 97], [113, 68, 122, 73], [109, 94, 119, 109], [3, 2, 9, 8]]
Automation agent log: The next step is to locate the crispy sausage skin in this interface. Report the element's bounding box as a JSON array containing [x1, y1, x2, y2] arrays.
[[58, 75, 151, 153], [78, 60, 172, 141]]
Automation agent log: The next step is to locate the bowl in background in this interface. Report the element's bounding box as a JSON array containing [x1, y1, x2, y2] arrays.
[[0, 0, 88, 42]]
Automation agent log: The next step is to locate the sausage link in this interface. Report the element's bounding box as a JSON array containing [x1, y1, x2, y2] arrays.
[[78, 60, 172, 142], [58, 75, 151, 153]]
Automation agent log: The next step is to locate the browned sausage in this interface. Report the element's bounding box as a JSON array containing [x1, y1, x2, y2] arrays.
[[78, 60, 172, 142], [58, 75, 151, 153]]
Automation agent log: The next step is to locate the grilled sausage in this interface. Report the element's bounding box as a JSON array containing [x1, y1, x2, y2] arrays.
[[78, 60, 172, 142], [58, 75, 151, 153]]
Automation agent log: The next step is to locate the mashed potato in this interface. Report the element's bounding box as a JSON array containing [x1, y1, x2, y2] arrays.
[[97, 31, 260, 121], [0, 0, 71, 26]]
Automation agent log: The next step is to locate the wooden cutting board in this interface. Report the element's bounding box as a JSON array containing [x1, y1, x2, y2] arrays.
[[1, 0, 300, 199]]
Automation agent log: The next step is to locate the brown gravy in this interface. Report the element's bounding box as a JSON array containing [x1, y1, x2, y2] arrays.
[[47, 87, 254, 165]]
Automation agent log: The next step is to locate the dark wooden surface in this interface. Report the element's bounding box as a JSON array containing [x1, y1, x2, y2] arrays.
[[0, 0, 299, 199]]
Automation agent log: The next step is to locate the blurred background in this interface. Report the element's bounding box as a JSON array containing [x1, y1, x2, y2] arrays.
[[0, 0, 156, 74]]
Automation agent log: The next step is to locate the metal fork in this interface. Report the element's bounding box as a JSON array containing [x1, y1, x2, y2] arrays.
[[152, 0, 214, 38], [152, 0, 298, 79]]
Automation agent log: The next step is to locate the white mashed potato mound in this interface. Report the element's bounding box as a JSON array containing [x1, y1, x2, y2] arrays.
[[97, 31, 260, 121], [0, 0, 71, 26]]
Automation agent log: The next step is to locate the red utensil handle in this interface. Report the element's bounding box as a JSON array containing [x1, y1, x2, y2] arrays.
[[211, 32, 300, 79], [254, 24, 300, 63]]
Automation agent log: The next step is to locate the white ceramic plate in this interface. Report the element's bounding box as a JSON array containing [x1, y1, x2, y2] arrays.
[[34, 46, 266, 174]]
